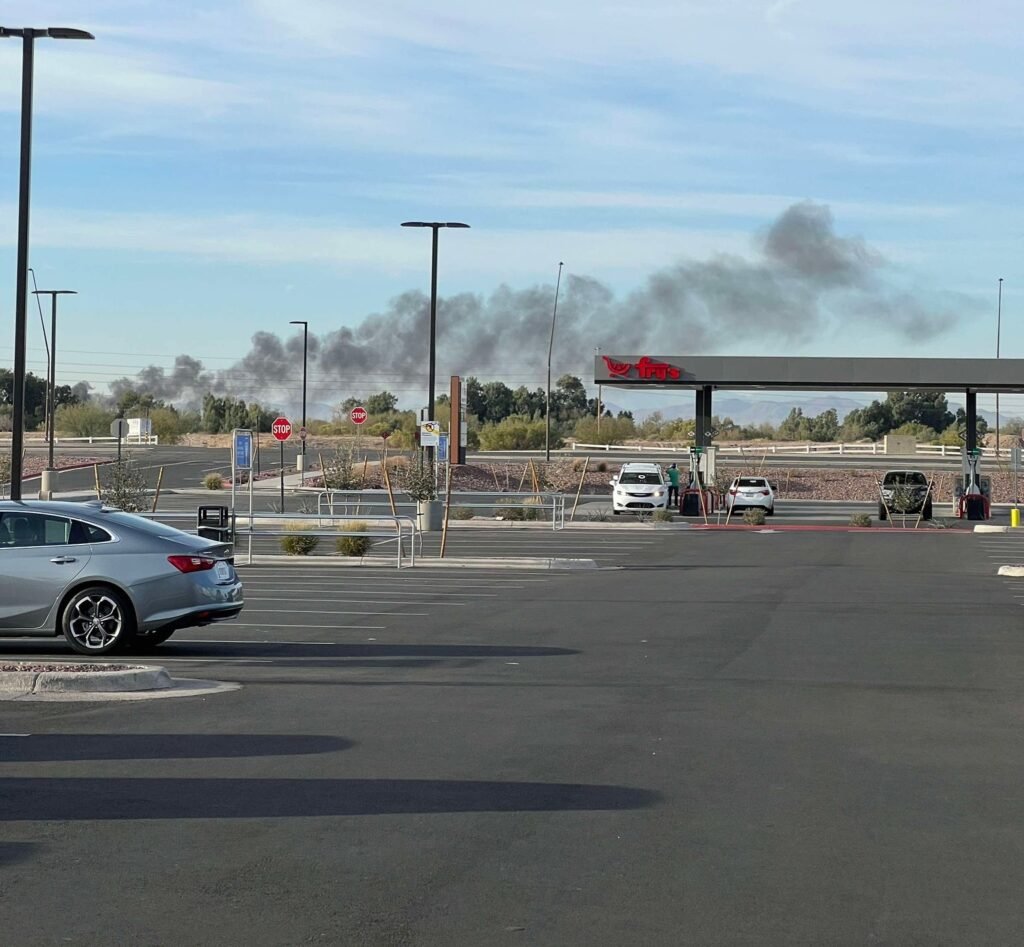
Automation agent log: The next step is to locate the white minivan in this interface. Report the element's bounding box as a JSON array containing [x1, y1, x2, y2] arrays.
[[610, 463, 668, 514]]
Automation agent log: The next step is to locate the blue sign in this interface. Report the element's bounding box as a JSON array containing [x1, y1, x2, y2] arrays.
[[438, 433, 449, 463], [233, 430, 253, 470]]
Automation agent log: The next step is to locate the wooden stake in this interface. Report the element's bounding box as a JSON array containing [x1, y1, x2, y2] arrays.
[[381, 452, 398, 516], [570, 457, 590, 522], [93, 463, 101, 500], [151, 467, 165, 513], [439, 463, 454, 558], [517, 463, 528, 493], [317, 452, 326, 488]]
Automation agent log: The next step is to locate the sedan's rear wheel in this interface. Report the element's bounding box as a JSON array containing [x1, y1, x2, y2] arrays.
[[61, 586, 135, 656]]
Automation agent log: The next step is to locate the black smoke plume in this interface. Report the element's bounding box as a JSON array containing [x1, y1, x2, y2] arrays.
[[110, 202, 967, 409]]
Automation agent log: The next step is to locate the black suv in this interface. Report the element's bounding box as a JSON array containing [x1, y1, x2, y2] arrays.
[[879, 469, 931, 520]]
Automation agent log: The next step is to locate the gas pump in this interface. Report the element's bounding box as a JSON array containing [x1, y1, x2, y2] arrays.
[[679, 446, 717, 517], [955, 448, 990, 520]]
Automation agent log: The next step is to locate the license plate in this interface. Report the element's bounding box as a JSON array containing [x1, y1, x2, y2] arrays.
[[214, 561, 231, 581]]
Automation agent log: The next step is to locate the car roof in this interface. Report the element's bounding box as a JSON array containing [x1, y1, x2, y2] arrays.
[[620, 463, 662, 471], [0, 500, 113, 517]]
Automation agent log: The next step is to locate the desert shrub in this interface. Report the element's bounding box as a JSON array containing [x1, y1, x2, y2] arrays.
[[652, 509, 674, 522], [742, 508, 766, 526], [849, 513, 872, 527], [451, 507, 475, 520], [322, 444, 362, 490], [336, 522, 372, 557], [595, 461, 608, 472], [203, 473, 224, 490], [586, 509, 610, 522], [478, 416, 549, 451], [281, 524, 319, 555], [497, 506, 539, 521], [99, 457, 148, 512], [54, 402, 115, 437]]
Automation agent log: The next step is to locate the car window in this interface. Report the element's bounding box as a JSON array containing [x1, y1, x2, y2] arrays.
[[0, 512, 72, 547], [884, 472, 926, 486], [619, 471, 661, 484], [737, 478, 766, 488], [68, 519, 113, 545]]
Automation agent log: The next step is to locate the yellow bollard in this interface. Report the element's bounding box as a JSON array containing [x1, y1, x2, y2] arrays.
[[1012, 508, 1021, 528]]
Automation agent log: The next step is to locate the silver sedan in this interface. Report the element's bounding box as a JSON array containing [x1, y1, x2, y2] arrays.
[[0, 500, 243, 656]]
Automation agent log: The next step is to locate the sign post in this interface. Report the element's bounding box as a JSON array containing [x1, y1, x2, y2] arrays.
[[231, 429, 252, 528], [272, 417, 292, 511], [110, 418, 129, 462]]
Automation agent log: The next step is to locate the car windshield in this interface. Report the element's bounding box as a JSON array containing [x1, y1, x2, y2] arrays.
[[618, 471, 660, 484], [737, 478, 766, 488], [885, 472, 927, 486]]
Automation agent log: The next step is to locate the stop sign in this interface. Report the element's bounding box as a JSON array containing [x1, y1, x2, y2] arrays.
[[350, 406, 367, 425], [271, 417, 292, 441]]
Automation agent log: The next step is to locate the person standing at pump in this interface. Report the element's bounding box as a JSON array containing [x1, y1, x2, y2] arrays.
[[666, 463, 680, 509]]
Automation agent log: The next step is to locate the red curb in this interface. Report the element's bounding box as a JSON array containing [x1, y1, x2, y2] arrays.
[[684, 523, 968, 533], [20, 459, 114, 482]]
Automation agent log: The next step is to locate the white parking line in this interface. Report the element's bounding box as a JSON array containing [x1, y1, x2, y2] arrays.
[[245, 590, 497, 599], [242, 609, 429, 617], [232, 623, 386, 630]]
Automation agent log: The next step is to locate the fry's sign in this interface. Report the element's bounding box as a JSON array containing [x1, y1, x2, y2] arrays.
[[601, 355, 681, 381]]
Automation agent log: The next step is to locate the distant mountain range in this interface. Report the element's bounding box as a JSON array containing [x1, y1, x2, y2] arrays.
[[629, 394, 996, 427]]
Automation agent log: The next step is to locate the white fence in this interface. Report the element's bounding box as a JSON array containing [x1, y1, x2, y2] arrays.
[[0, 435, 159, 446], [570, 441, 973, 458]]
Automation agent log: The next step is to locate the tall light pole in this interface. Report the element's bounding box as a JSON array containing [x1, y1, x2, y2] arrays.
[[2, 25, 94, 501], [401, 221, 470, 466], [996, 278, 1003, 458], [32, 289, 76, 498], [545, 262, 564, 462], [289, 320, 308, 480]]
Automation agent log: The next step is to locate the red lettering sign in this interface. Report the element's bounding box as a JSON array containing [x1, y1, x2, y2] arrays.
[[271, 417, 292, 441], [601, 355, 681, 381]]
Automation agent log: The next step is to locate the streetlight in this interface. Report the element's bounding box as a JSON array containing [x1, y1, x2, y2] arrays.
[[996, 278, 1003, 458], [2, 25, 94, 501], [401, 221, 470, 465], [545, 262, 564, 462], [289, 320, 308, 480], [32, 289, 76, 498]]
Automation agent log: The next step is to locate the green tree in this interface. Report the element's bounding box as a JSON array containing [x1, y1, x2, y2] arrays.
[[365, 391, 399, 415], [477, 416, 549, 450], [886, 391, 953, 433], [572, 415, 636, 445], [54, 402, 115, 437]]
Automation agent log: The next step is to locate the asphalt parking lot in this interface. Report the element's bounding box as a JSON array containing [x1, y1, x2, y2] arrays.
[[3, 528, 1023, 945]]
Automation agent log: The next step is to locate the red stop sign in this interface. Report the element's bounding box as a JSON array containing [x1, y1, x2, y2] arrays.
[[350, 406, 367, 425], [271, 417, 292, 441]]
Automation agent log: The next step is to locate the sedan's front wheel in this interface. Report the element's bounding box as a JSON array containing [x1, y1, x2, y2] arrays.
[[61, 587, 136, 656]]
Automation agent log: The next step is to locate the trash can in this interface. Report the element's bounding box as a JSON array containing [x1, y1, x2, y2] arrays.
[[964, 495, 987, 521], [197, 505, 233, 543]]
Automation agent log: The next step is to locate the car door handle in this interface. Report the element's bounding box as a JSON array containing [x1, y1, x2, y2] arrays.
[[50, 556, 77, 564]]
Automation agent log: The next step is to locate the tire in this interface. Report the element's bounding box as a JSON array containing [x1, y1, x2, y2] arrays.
[[61, 586, 136, 656], [612, 510, 621, 516], [133, 628, 176, 651], [766, 505, 774, 517], [878, 504, 887, 521], [923, 501, 933, 520]]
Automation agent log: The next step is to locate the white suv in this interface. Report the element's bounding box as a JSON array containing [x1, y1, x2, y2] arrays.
[[611, 463, 668, 514]]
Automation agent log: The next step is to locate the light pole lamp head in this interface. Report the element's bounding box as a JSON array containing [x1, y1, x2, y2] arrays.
[[289, 320, 308, 327], [0, 27, 94, 39], [32, 289, 77, 296], [401, 221, 470, 229]]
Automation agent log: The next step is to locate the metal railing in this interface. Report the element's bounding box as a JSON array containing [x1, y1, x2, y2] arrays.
[[315, 490, 567, 530], [141, 510, 419, 568], [446, 492, 566, 530], [570, 441, 969, 457]]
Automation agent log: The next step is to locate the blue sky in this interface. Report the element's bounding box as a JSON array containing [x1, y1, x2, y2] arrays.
[[1, 0, 1023, 417]]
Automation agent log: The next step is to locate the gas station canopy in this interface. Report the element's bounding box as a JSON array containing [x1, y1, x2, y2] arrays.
[[594, 355, 1024, 393]]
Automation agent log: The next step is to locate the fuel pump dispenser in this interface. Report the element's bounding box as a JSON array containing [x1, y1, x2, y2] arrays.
[[679, 446, 717, 517], [955, 448, 990, 520]]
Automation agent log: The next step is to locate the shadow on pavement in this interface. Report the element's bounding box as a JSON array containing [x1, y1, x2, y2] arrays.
[[161, 643, 579, 659], [0, 842, 38, 866], [0, 734, 353, 762], [0, 778, 661, 820]]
